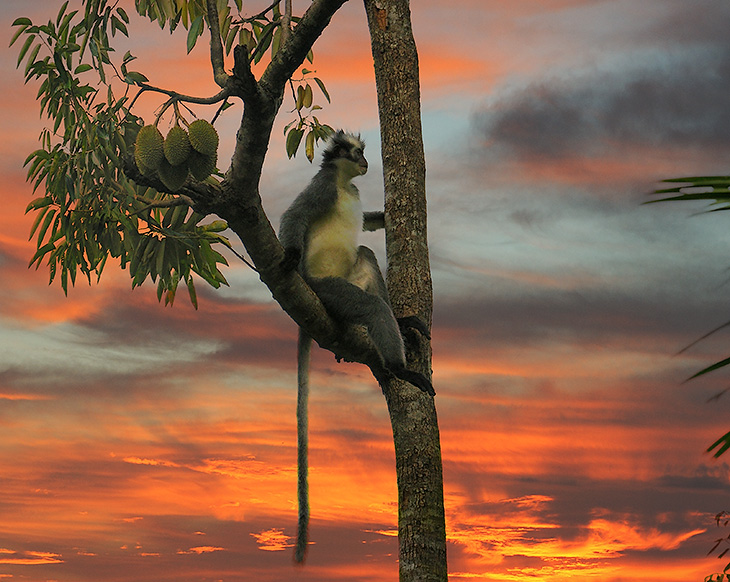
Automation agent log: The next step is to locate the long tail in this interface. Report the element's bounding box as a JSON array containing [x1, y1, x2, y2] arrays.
[[295, 329, 311, 564]]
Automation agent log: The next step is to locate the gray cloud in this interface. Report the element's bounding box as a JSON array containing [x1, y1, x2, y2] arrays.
[[481, 45, 730, 161]]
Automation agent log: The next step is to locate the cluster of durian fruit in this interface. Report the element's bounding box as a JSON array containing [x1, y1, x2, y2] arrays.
[[134, 120, 219, 191]]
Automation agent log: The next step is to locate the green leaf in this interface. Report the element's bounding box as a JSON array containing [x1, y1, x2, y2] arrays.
[[187, 276, 198, 309], [302, 84, 313, 109], [186, 15, 203, 54], [314, 77, 330, 103], [25, 196, 53, 213], [707, 431, 730, 458], [285, 127, 304, 158], [305, 130, 315, 162], [12, 17, 33, 27], [17, 34, 36, 67], [9, 22, 30, 48], [686, 356, 730, 381], [29, 242, 56, 269], [111, 15, 129, 37], [124, 70, 149, 84], [36, 207, 57, 245]]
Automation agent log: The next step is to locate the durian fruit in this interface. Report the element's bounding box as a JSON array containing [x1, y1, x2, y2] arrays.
[[134, 125, 164, 175], [164, 125, 192, 166], [188, 150, 217, 181], [157, 158, 189, 192], [188, 119, 219, 157]]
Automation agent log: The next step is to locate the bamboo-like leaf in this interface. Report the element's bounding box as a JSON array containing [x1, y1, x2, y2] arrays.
[[686, 357, 730, 381], [29, 242, 56, 268], [186, 15, 203, 54], [187, 276, 198, 309], [313, 77, 330, 103], [17, 34, 36, 67], [28, 206, 50, 240], [36, 207, 57, 246], [10, 22, 30, 48], [11, 17, 33, 28], [707, 431, 730, 458], [25, 195, 53, 213]]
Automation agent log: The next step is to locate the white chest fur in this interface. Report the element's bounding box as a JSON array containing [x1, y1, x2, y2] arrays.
[[305, 183, 362, 279]]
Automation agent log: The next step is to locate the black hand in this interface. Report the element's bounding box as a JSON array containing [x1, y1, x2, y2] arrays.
[[393, 366, 435, 396], [397, 315, 431, 340], [281, 246, 301, 273]]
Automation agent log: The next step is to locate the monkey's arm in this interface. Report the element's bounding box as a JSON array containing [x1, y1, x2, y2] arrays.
[[278, 172, 339, 271], [363, 210, 384, 231]]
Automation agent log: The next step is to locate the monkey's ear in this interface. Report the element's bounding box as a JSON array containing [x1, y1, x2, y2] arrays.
[[281, 246, 302, 272]]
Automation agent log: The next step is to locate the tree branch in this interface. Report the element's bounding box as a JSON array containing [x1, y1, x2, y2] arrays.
[[260, 0, 349, 97], [206, 0, 230, 88], [133, 83, 231, 107], [281, 0, 293, 45], [175, 0, 391, 380]]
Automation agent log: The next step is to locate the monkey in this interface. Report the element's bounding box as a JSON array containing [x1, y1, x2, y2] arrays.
[[278, 130, 434, 563]]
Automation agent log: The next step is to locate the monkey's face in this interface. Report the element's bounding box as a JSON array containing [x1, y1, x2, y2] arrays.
[[351, 147, 368, 176], [336, 147, 368, 178]]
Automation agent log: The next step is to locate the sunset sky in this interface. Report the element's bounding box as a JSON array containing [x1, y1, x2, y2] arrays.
[[2, 0, 730, 581]]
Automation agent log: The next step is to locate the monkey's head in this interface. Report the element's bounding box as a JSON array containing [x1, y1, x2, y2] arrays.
[[322, 130, 368, 178]]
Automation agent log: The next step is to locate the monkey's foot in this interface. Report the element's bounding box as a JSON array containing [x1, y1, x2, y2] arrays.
[[392, 367, 435, 396], [397, 315, 431, 340]]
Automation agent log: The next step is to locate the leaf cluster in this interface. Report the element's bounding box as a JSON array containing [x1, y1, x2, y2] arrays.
[[650, 176, 730, 210], [284, 68, 333, 161], [11, 0, 342, 308], [705, 512, 730, 582], [12, 0, 230, 308], [650, 176, 730, 378]]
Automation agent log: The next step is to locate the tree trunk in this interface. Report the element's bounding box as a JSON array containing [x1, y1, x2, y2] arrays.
[[363, 1, 448, 580]]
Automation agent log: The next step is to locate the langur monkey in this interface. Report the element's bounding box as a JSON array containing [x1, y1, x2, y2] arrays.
[[278, 130, 434, 563]]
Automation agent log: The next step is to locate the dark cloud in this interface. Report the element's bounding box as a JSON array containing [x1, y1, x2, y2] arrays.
[[434, 283, 729, 358], [480, 39, 730, 160]]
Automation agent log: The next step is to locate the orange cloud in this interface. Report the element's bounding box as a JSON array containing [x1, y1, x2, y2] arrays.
[[250, 528, 292, 552], [0, 550, 63, 565]]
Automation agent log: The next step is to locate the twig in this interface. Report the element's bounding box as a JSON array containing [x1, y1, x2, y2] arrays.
[[241, 0, 282, 24], [206, 0, 229, 88], [131, 194, 194, 217], [281, 0, 293, 45]]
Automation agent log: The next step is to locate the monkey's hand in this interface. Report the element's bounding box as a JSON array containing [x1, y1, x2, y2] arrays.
[[397, 316, 431, 340], [363, 211, 385, 232], [280, 246, 301, 273], [392, 366, 435, 397]]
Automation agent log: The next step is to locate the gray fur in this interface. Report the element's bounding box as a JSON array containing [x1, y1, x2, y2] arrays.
[[279, 130, 433, 565]]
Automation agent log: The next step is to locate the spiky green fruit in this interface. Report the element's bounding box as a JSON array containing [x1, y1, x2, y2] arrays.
[[134, 150, 157, 177], [134, 125, 164, 172], [157, 158, 189, 192], [164, 125, 192, 166], [188, 120, 219, 157], [188, 150, 217, 181]]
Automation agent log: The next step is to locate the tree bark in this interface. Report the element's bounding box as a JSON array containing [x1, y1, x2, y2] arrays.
[[363, 1, 448, 580]]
